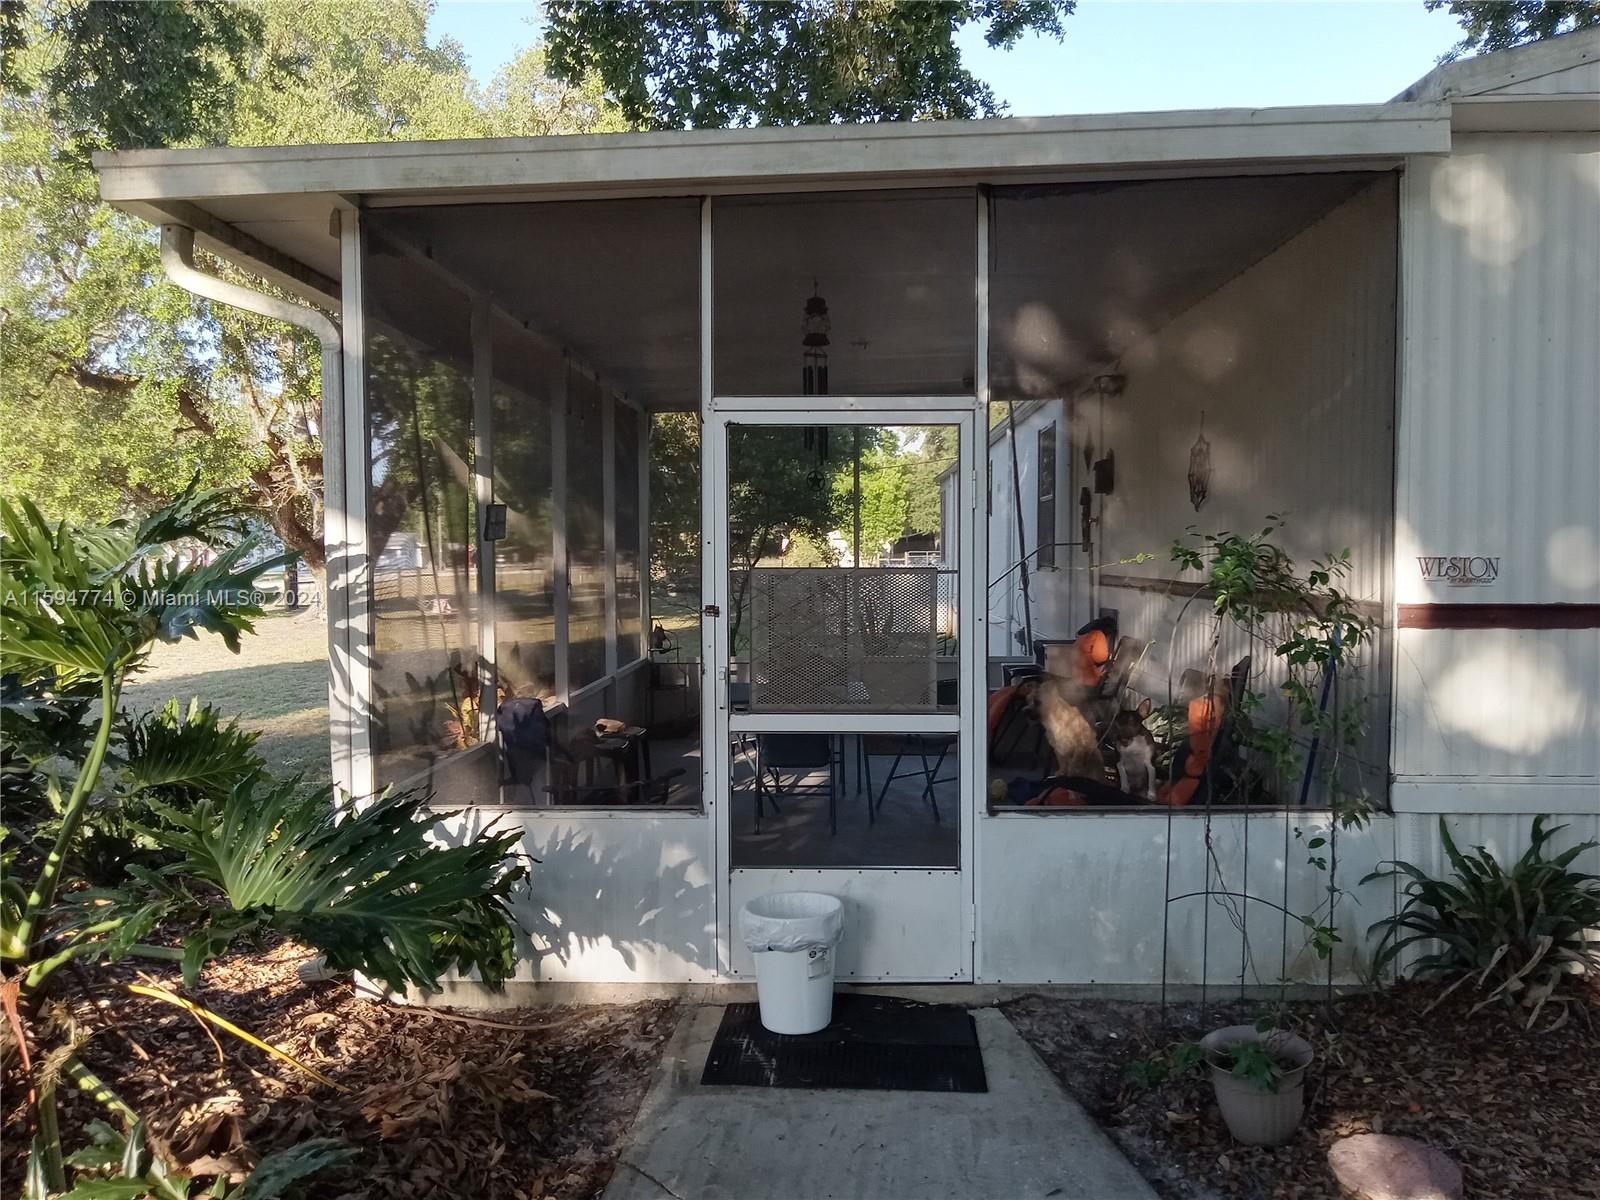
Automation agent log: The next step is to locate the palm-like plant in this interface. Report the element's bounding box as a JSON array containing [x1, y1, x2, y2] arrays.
[[1, 480, 291, 963], [1365, 816, 1600, 1028], [0, 481, 529, 1194], [142, 779, 525, 992]]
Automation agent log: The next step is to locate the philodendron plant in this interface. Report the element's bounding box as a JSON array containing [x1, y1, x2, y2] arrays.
[[1, 482, 528, 1196]]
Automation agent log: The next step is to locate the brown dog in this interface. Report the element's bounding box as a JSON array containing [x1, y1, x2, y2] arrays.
[[1017, 674, 1115, 782]]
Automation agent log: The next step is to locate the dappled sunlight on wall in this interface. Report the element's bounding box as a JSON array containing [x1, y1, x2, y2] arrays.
[[1393, 627, 1598, 776], [1546, 525, 1600, 593], [1429, 153, 1541, 275], [1431, 635, 1592, 757]]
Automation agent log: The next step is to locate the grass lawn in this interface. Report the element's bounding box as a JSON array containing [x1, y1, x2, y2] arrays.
[[122, 609, 331, 793]]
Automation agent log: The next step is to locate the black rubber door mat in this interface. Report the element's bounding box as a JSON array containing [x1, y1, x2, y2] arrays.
[[699, 993, 988, 1093]]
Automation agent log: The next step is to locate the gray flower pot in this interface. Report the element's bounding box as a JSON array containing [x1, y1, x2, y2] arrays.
[[1201, 1025, 1314, 1146]]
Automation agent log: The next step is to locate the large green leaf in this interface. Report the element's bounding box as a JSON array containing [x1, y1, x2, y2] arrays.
[[0, 481, 295, 687], [121, 698, 265, 803], [138, 778, 528, 993], [236, 1139, 355, 1199]]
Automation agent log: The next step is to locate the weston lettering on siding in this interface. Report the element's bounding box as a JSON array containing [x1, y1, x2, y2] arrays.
[[1416, 555, 1501, 586]]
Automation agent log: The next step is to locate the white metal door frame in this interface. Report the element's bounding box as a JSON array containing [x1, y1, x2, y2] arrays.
[[705, 399, 982, 981]]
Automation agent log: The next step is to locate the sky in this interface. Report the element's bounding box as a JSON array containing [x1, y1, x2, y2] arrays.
[[427, 1, 1468, 115]]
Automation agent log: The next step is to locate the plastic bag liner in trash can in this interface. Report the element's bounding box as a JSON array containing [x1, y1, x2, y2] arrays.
[[739, 892, 843, 1035], [740, 891, 843, 953]]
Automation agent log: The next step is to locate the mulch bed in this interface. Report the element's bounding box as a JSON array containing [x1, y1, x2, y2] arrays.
[[1004, 981, 1600, 1200], [3, 942, 680, 1199]]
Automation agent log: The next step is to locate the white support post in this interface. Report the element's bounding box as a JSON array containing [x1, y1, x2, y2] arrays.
[[552, 361, 570, 703], [700, 196, 727, 975], [970, 186, 991, 979], [470, 299, 497, 742], [321, 212, 352, 802], [639, 402, 651, 654], [337, 206, 375, 802], [603, 387, 618, 679]]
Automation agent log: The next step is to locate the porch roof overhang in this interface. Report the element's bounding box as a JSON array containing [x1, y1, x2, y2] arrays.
[[94, 101, 1451, 306]]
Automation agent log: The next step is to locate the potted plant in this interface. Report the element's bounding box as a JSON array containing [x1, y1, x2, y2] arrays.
[[1200, 1023, 1314, 1145]]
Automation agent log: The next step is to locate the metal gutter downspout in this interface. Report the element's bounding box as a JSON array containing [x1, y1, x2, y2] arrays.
[[157, 223, 355, 799]]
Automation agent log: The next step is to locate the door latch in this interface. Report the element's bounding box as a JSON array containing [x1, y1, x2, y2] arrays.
[[703, 603, 720, 617]]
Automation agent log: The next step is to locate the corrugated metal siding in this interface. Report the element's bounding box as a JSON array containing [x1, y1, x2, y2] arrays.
[[1393, 627, 1598, 779], [1396, 811, 1600, 881], [1394, 133, 1600, 789], [1396, 133, 1600, 608], [977, 813, 1396, 985]]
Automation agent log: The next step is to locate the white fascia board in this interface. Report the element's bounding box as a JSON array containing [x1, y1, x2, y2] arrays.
[[95, 103, 1449, 206], [1394, 27, 1600, 102], [1449, 94, 1600, 132]]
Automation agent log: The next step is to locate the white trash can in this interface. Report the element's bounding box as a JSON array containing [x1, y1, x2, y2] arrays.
[[739, 891, 844, 1035]]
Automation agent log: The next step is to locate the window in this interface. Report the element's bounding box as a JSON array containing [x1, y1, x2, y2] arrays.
[[362, 196, 700, 809], [363, 224, 478, 790], [565, 368, 607, 691], [491, 320, 558, 704], [984, 174, 1398, 813]]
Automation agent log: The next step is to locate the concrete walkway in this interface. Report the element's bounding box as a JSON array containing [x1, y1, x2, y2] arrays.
[[604, 1005, 1158, 1200]]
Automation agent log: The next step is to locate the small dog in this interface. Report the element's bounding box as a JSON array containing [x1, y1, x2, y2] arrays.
[[1108, 697, 1156, 801], [1017, 674, 1115, 782]]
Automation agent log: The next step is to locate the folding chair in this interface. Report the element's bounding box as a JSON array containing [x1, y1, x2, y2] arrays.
[[753, 733, 839, 834]]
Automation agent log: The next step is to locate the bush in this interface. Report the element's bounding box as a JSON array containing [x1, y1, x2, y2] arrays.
[[1365, 816, 1600, 1027]]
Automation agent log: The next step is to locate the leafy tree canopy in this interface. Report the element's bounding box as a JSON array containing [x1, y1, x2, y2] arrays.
[[36, 0, 265, 154], [1, 0, 618, 595], [545, 0, 1075, 129], [1428, 0, 1599, 60]]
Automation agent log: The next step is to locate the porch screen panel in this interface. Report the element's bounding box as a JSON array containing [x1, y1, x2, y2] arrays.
[[614, 403, 643, 665], [983, 173, 1397, 812], [362, 225, 478, 789], [566, 366, 607, 690], [491, 320, 558, 703], [713, 190, 976, 397], [727, 423, 960, 715], [729, 728, 959, 869]]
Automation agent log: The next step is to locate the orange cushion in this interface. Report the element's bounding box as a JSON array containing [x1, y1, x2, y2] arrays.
[[1075, 631, 1111, 685], [987, 685, 1020, 738]]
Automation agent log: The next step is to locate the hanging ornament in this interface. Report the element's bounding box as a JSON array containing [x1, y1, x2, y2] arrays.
[[1188, 411, 1212, 512], [801, 278, 831, 396]]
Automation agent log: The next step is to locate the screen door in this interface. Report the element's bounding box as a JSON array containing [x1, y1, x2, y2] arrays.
[[708, 403, 978, 981]]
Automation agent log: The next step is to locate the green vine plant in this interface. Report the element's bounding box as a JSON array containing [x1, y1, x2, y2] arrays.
[[1165, 515, 1382, 985], [1, 481, 529, 1196]]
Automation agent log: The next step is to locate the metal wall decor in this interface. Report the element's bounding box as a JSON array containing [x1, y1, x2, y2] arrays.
[[1188, 411, 1212, 511]]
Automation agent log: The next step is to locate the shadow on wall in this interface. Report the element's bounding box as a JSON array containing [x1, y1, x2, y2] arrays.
[[440, 810, 713, 982]]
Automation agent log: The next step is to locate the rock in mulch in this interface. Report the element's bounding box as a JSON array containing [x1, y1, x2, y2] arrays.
[[1002, 982, 1600, 1200], [1328, 1133, 1462, 1200]]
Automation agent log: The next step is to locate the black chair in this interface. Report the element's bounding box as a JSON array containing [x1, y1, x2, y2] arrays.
[[863, 679, 958, 824], [753, 733, 838, 834]]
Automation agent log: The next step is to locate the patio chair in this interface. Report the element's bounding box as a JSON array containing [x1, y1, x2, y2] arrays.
[[753, 733, 839, 835], [861, 678, 958, 824]]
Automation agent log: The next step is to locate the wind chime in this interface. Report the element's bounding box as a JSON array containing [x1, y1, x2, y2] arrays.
[[1188, 410, 1212, 511], [801, 280, 832, 490], [801, 279, 830, 396]]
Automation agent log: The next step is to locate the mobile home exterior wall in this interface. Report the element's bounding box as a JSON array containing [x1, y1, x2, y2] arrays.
[[1391, 127, 1600, 876]]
